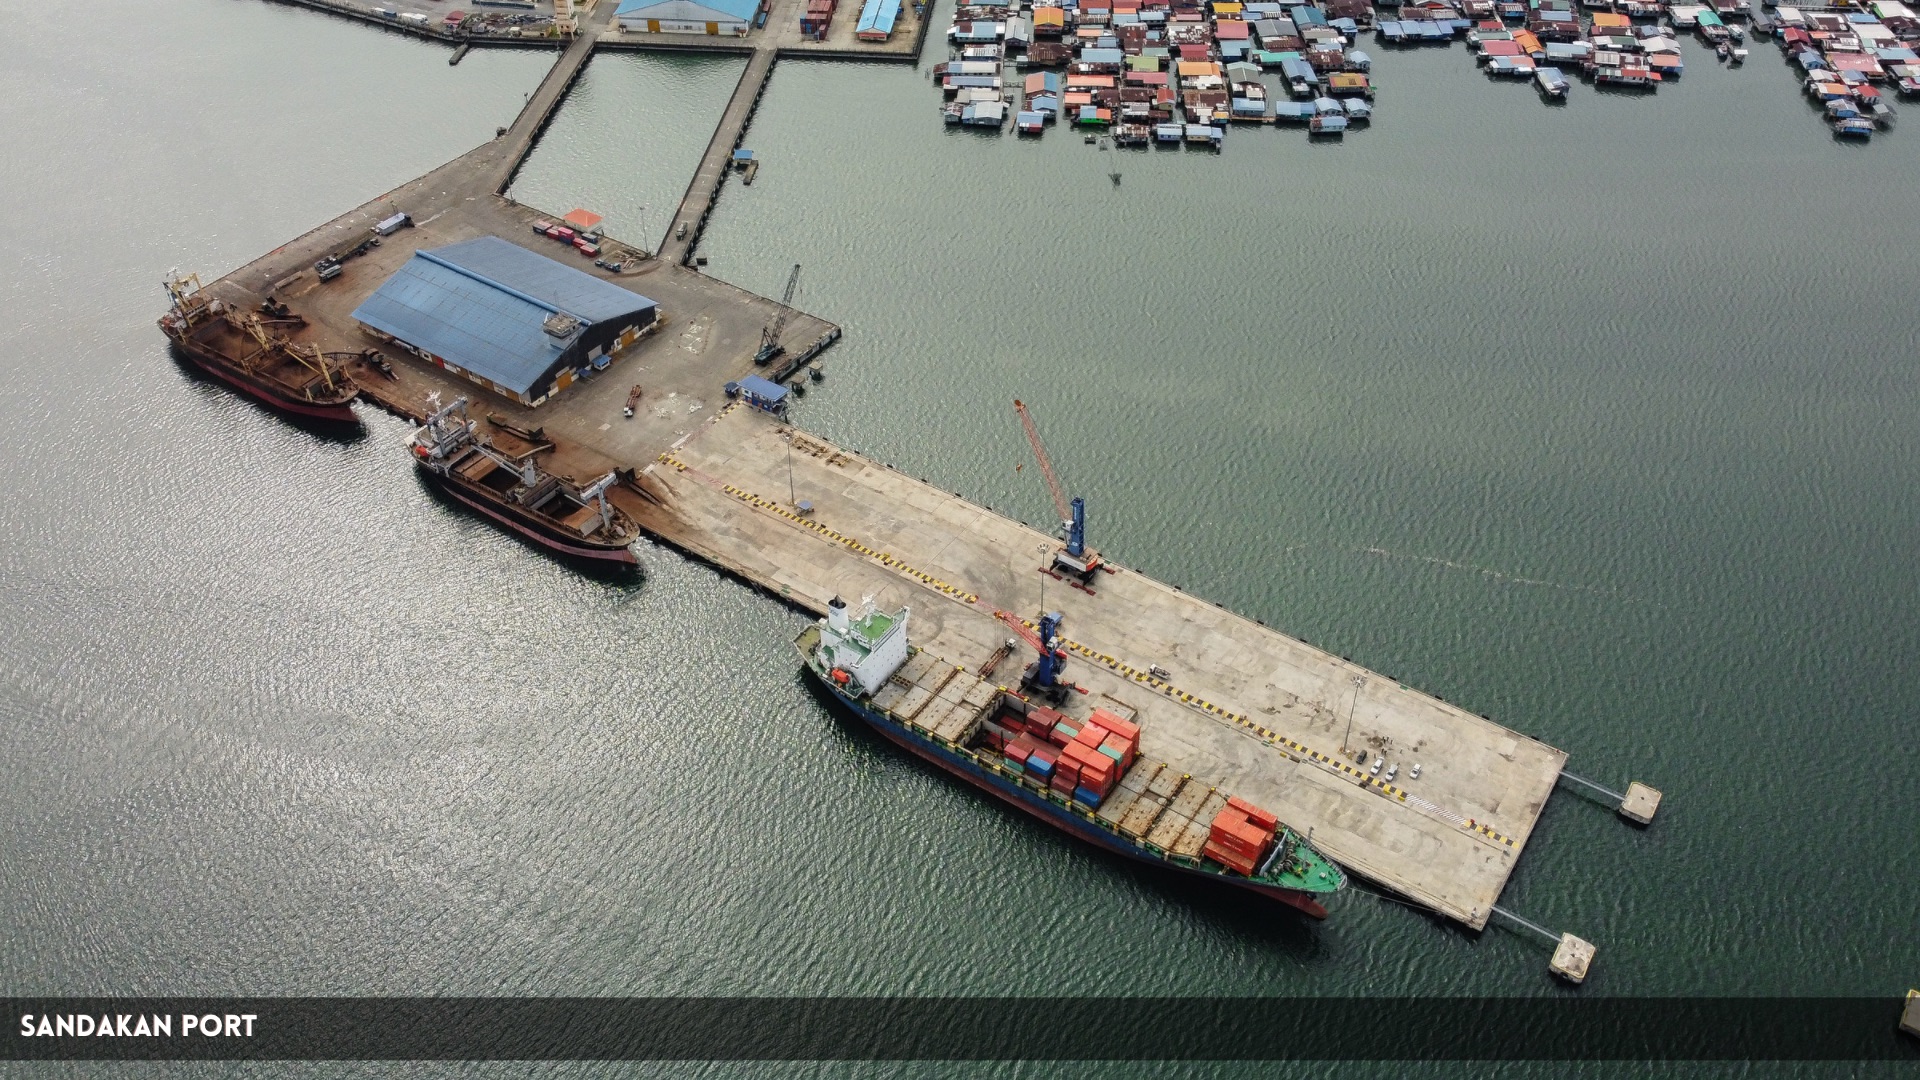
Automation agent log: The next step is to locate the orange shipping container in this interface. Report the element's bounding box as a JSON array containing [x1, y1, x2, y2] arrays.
[[1210, 817, 1267, 854], [1066, 753, 1116, 785], [1071, 744, 1116, 773], [1203, 840, 1259, 875], [1226, 796, 1279, 832], [1094, 713, 1140, 742], [1060, 741, 1106, 768]]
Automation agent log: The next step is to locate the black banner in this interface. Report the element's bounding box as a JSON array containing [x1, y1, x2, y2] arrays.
[[5, 998, 1917, 1060]]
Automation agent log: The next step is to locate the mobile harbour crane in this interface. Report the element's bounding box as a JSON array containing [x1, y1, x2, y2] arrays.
[[1014, 399, 1106, 592]]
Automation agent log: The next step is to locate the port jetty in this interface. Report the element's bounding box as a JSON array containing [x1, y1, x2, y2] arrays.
[[175, 0, 1663, 976]]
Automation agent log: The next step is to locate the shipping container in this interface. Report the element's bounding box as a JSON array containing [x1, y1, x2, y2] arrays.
[[1227, 796, 1279, 830]]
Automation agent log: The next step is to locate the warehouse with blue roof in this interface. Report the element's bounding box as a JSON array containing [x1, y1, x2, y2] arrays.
[[352, 236, 658, 408], [616, 0, 761, 35]]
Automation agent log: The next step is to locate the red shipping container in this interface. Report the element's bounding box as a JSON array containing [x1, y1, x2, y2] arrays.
[[1028, 743, 1059, 767], [1005, 738, 1032, 762], [1029, 705, 1065, 727], [1050, 771, 1077, 795], [1228, 796, 1279, 831]]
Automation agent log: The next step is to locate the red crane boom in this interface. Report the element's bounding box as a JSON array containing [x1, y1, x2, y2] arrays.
[[1013, 399, 1073, 526], [995, 610, 1045, 654]]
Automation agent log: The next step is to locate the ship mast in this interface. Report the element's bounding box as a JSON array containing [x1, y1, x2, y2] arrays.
[[577, 472, 619, 532]]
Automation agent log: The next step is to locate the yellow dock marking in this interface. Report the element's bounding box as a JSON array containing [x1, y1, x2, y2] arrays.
[[661, 461, 982, 604], [663, 442, 1521, 853], [1017, 624, 1522, 851]]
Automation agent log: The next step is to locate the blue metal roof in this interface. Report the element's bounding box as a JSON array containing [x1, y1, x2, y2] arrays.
[[736, 376, 789, 402], [856, 0, 901, 35], [352, 237, 656, 396]]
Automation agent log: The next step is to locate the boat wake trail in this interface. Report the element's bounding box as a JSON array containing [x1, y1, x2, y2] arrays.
[[1353, 546, 1655, 606]]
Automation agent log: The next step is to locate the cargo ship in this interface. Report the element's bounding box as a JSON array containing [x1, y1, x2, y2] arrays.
[[797, 597, 1346, 917], [407, 395, 640, 564], [158, 273, 359, 424]]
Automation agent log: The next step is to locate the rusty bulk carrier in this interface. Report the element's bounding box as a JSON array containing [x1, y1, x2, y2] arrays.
[[408, 396, 640, 564], [158, 273, 359, 423]]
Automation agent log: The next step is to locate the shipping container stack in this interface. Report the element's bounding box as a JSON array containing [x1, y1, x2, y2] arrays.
[[1203, 795, 1279, 875], [986, 705, 1141, 809], [803, 0, 836, 38]]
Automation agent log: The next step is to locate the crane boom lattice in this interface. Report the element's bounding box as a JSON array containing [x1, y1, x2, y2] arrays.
[[755, 263, 802, 365], [995, 610, 1045, 654], [1013, 399, 1072, 525]]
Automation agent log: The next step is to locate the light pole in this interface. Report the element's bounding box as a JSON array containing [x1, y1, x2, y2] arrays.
[[1037, 542, 1050, 616], [1342, 674, 1365, 755], [787, 440, 797, 506]]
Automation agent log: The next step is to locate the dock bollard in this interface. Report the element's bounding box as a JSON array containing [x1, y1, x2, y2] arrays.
[[1901, 990, 1920, 1039]]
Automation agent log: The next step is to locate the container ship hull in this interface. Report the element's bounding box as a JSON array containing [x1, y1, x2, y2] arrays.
[[419, 467, 640, 565], [829, 679, 1331, 917]]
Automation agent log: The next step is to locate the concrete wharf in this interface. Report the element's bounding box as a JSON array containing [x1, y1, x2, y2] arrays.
[[662, 48, 778, 264], [639, 406, 1567, 929], [193, 0, 839, 453], [188, 0, 1597, 936]]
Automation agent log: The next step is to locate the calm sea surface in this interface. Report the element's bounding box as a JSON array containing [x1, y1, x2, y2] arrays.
[[3, 0, 1917, 1075]]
